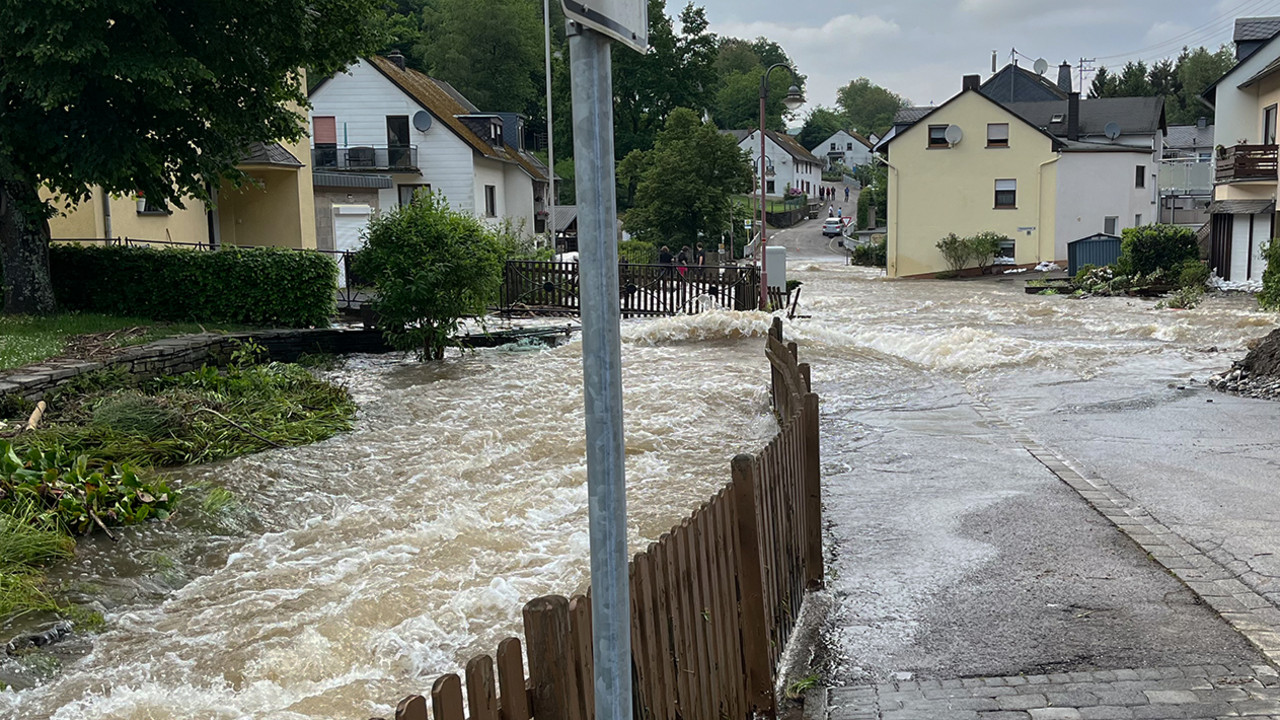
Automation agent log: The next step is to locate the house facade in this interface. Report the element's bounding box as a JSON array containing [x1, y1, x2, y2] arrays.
[[307, 53, 550, 255], [47, 140, 318, 250], [1202, 17, 1280, 283], [810, 130, 874, 170], [725, 129, 822, 198], [881, 76, 1164, 277]]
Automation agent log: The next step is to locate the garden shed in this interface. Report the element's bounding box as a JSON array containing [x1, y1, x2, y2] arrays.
[[1067, 233, 1122, 277]]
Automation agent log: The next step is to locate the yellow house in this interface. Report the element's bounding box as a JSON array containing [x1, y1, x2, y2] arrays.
[[47, 114, 318, 249], [881, 80, 1061, 278]]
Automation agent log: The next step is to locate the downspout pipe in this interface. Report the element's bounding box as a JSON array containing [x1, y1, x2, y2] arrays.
[[1037, 153, 1061, 263]]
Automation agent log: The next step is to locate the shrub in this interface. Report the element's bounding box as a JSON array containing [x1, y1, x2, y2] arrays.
[[1260, 241, 1280, 310], [850, 237, 887, 267], [1115, 224, 1198, 277], [936, 233, 968, 272], [619, 240, 658, 264], [353, 193, 506, 360], [49, 244, 336, 327], [968, 231, 1007, 274], [1178, 259, 1210, 290]]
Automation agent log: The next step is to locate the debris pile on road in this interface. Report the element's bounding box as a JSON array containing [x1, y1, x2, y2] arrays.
[[1208, 327, 1280, 399]]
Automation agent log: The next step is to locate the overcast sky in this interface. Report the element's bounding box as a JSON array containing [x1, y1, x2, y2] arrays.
[[689, 0, 1280, 116]]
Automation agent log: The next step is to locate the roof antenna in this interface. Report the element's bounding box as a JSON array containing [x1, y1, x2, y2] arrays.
[[992, 50, 998, 73]]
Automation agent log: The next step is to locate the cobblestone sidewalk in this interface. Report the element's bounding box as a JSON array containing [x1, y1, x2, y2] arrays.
[[823, 664, 1280, 719]]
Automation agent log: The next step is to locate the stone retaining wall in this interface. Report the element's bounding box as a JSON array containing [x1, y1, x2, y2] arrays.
[[0, 328, 392, 402]]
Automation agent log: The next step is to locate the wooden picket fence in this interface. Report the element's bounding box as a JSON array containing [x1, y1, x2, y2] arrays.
[[374, 317, 821, 720], [500, 260, 763, 317]]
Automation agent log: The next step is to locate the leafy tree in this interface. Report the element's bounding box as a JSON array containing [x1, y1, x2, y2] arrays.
[[1088, 46, 1234, 124], [1088, 66, 1119, 98], [709, 34, 806, 131], [1115, 61, 1154, 96], [416, 0, 544, 112], [0, 0, 384, 315], [1170, 46, 1235, 124], [797, 107, 851, 151], [353, 193, 506, 360], [618, 108, 754, 249], [835, 78, 909, 138], [855, 162, 887, 229]]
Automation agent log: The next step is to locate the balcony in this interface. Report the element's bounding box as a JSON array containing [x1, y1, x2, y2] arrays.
[[312, 145, 418, 172], [1158, 159, 1214, 195], [1215, 144, 1277, 183]]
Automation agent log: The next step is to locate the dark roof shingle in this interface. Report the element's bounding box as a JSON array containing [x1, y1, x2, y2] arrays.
[[1235, 17, 1280, 42], [1003, 96, 1166, 138]]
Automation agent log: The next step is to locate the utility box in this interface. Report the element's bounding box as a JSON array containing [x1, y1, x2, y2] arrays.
[[765, 245, 787, 289], [1067, 233, 1122, 277]]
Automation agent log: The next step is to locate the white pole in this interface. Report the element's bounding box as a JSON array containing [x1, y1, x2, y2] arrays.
[[544, 0, 557, 249]]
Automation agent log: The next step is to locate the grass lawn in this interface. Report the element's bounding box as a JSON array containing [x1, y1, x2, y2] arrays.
[[0, 314, 246, 372], [735, 195, 807, 214]]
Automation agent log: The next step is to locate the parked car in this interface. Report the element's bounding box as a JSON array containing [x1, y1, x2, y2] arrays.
[[822, 218, 844, 237]]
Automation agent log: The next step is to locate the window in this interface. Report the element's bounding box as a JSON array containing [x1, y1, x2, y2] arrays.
[[313, 116, 337, 167], [386, 115, 410, 147], [994, 179, 1017, 208], [484, 185, 497, 217], [928, 125, 949, 148], [830, 142, 837, 150], [1266, 105, 1278, 145], [398, 184, 430, 206], [847, 142, 854, 150], [766, 180, 775, 194], [997, 239, 1015, 258], [987, 123, 1009, 148], [136, 194, 169, 215], [490, 121, 504, 146], [1135, 213, 1143, 226], [1050, 113, 1065, 124], [1135, 165, 1146, 188], [1104, 216, 1118, 235]]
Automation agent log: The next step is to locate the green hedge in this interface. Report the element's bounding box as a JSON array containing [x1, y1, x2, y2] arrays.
[[49, 245, 336, 327]]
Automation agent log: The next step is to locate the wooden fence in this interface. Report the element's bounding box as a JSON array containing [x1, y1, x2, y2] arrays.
[[374, 317, 820, 720], [500, 261, 762, 317]]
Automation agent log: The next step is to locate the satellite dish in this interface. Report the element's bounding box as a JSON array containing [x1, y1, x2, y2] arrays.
[[412, 111, 433, 132], [1103, 122, 1122, 140], [1033, 58, 1049, 75], [944, 125, 964, 145]]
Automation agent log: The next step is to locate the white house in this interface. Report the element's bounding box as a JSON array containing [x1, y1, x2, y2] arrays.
[[1003, 96, 1165, 261], [1202, 16, 1280, 284], [307, 52, 551, 256], [810, 130, 875, 170], [724, 129, 822, 198]]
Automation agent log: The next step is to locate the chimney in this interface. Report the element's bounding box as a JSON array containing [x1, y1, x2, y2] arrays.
[[387, 50, 407, 71], [1067, 91, 1080, 141], [962, 74, 981, 91], [1057, 62, 1072, 93], [1197, 116, 1208, 129]]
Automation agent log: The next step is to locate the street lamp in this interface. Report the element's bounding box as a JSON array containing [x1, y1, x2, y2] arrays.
[[758, 63, 805, 310]]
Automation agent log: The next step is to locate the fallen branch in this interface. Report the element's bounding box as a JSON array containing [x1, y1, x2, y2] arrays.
[[196, 407, 284, 448], [88, 510, 119, 542], [25, 401, 47, 432]]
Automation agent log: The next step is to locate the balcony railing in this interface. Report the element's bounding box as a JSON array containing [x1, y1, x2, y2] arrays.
[[312, 145, 418, 171], [1215, 144, 1277, 183], [1159, 159, 1214, 194]]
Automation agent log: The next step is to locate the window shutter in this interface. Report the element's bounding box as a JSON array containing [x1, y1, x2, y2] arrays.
[[314, 116, 337, 145]]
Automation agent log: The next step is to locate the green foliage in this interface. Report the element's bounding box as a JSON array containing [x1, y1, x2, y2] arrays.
[[835, 78, 909, 138], [934, 231, 1009, 273], [798, 107, 851, 152], [785, 674, 820, 700], [1074, 264, 1100, 285], [1259, 240, 1280, 310], [353, 192, 506, 359], [0, 313, 247, 371], [1160, 284, 1204, 310], [936, 233, 969, 273], [1087, 45, 1235, 124], [413, 0, 543, 112], [710, 37, 805, 131], [48, 245, 336, 327], [619, 109, 755, 250], [850, 237, 887, 267], [619, 240, 658, 265], [1115, 224, 1199, 277], [1178, 259, 1210, 290], [91, 394, 186, 440], [0, 441, 177, 535], [856, 163, 887, 230]]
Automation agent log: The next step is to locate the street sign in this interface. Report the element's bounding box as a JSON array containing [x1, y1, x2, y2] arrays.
[[562, 0, 649, 52]]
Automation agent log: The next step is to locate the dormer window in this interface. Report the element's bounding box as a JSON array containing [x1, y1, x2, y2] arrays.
[[1050, 114, 1065, 124], [490, 121, 504, 146]]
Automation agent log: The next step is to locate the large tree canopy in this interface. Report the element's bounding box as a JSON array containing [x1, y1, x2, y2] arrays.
[[619, 108, 753, 249], [710, 36, 806, 131], [1088, 45, 1235, 125], [797, 107, 850, 153], [0, 0, 385, 314], [417, 0, 544, 113], [835, 78, 908, 138]]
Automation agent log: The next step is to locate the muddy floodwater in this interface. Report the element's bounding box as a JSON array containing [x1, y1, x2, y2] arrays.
[[3, 263, 1275, 719]]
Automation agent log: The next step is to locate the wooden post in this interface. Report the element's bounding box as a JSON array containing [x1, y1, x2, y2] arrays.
[[395, 695, 429, 720], [523, 595, 582, 720], [799, 362, 812, 394], [496, 638, 532, 720], [803, 392, 823, 589], [431, 675, 466, 720], [731, 454, 776, 717], [465, 656, 499, 720]]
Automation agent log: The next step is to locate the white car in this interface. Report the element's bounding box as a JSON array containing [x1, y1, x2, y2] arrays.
[[822, 218, 844, 237]]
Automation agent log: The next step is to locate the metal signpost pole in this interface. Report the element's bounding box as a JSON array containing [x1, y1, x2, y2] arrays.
[[565, 14, 633, 720], [544, 0, 557, 251]]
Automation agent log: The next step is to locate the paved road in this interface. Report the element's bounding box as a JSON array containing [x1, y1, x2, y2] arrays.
[[768, 182, 857, 261]]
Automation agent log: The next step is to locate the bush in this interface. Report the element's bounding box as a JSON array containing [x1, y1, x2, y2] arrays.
[[936, 233, 968, 272], [850, 237, 887, 267], [353, 193, 506, 360], [968, 231, 1007, 274], [619, 240, 658, 264], [49, 245, 336, 327], [1260, 241, 1280, 310], [1115, 224, 1199, 277], [1178, 259, 1210, 290]]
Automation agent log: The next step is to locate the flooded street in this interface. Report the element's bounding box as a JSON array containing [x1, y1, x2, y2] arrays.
[[4, 258, 1279, 718]]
